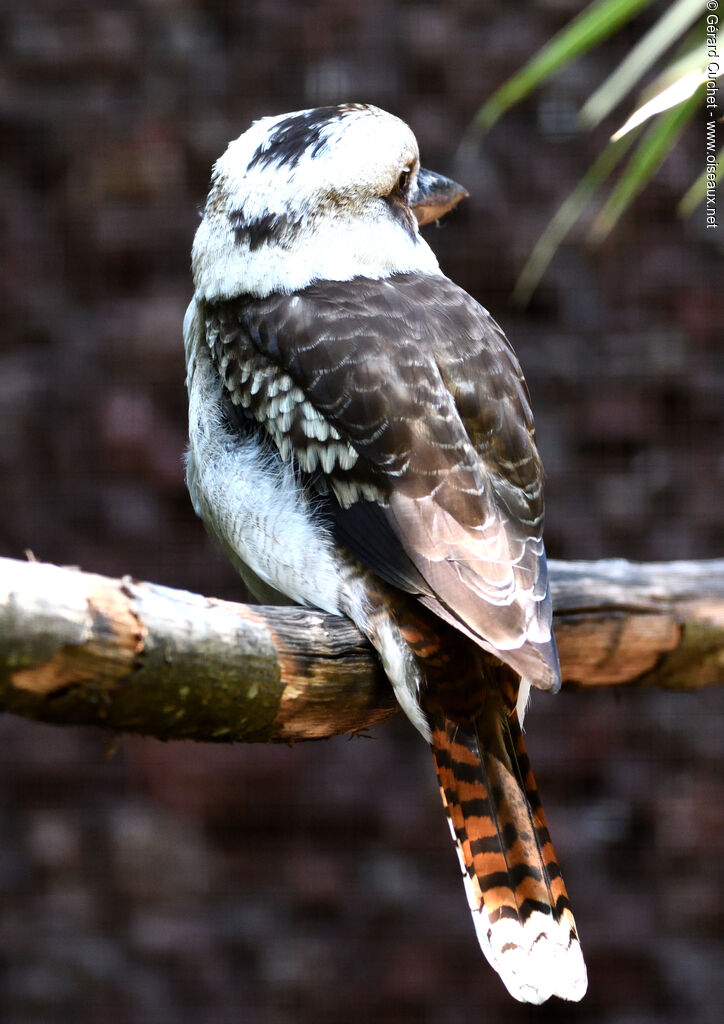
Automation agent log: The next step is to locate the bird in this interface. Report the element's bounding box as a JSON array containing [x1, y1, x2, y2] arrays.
[[184, 102, 587, 1004]]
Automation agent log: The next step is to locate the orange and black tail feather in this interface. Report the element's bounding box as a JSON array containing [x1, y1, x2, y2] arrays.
[[428, 690, 587, 1004]]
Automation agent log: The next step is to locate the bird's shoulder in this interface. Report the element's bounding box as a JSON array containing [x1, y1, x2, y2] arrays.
[[204, 272, 538, 485]]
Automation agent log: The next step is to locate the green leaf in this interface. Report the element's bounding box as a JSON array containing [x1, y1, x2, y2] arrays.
[[513, 132, 638, 305], [677, 147, 724, 217], [611, 64, 708, 139], [632, 34, 710, 104], [579, 0, 707, 128], [591, 84, 703, 240], [471, 0, 657, 135]]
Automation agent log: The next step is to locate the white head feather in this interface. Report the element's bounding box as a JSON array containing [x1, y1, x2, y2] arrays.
[[192, 103, 442, 301]]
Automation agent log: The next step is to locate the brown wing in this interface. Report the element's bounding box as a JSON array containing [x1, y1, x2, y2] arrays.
[[204, 272, 558, 690]]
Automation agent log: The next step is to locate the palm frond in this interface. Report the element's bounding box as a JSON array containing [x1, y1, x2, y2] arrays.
[[579, 0, 707, 128], [513, 133, 638, 305], [591, 84, 703, 239], [677, 147, 724, 216], [468, 0, 715, 300], [471, 0, 657, 136]]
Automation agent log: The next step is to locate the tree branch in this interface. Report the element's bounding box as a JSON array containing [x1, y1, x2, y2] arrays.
[[1, 555, 722, 742]]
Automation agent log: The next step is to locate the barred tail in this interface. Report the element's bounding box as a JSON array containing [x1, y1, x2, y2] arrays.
[[429, 693, 587, 1004]]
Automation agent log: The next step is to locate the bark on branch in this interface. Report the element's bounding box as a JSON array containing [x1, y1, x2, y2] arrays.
[[1, 555, 722, 742]]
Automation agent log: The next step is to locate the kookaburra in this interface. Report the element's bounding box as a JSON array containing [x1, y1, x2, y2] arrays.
[[184, 103, 587, 1003]]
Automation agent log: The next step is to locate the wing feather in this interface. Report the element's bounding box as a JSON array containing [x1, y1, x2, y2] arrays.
[[204, 272, 559, 690]]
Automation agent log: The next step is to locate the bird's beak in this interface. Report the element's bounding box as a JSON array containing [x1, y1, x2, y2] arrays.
[[411, 167, 468, 226]]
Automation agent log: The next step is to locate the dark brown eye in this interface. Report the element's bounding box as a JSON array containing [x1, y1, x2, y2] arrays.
[[397, 169, 410, 194]]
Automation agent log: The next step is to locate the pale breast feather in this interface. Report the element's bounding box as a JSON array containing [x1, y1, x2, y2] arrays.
[[204, 273, 558, 690]]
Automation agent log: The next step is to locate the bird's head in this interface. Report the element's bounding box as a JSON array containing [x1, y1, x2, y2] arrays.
[[192, 103, 468, 300]]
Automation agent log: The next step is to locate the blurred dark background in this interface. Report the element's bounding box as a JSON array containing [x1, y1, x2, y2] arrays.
[[0, 1, 722, 1022]]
